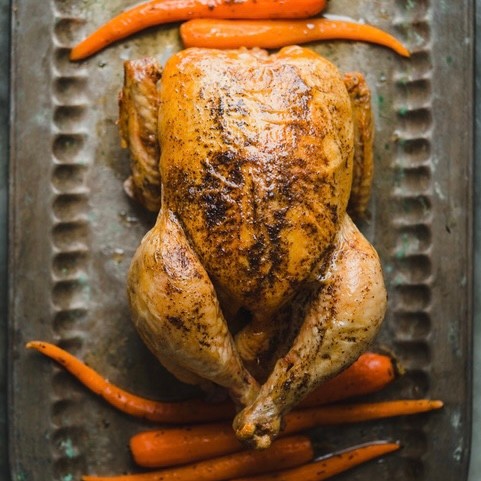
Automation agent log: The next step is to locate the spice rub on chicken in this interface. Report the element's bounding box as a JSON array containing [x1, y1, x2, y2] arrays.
[[119, 46, 387, 449]]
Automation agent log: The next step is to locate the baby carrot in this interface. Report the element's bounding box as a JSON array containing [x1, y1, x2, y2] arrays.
[[27, 341, 397, 424], [70, 0, 327, 61], [82, 435, 314, 481], [230, 440, 401, 481], [130, 400, 442, 468], [25, 341, 234, 423], [180, 18, 411, 57]]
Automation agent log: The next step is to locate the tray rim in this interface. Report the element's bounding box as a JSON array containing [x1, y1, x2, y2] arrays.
[[6, 1, 476, 480]]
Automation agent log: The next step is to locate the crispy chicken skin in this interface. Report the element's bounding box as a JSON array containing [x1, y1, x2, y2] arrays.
[[119, 58, 162, 211], [121, 46, 387, 449]]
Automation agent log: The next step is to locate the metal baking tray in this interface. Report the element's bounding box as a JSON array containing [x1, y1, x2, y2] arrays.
[[8, 1, 473, 480]]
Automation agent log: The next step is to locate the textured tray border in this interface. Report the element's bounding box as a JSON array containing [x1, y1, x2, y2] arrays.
[[3, 2, 480, 481], [48, 2, 93, 478], [0, 0, 10, 478]]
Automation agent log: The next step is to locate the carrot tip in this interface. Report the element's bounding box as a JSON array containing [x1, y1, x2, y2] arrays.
[[383, 441, 402, 453], [69, 47, 87, 62], [315, 439, 401, 461]]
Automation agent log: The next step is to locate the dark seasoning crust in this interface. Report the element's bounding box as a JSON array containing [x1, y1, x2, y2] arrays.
[[165, 52, 352, 311]]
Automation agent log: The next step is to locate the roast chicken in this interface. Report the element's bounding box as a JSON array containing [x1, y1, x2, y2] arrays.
[[119, 46, 387, 449]]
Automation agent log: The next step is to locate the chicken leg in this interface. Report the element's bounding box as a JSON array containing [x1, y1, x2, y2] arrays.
[[233, 215, 387, 448], [127, 208, 260, 406], [233, 70, 376, 382]]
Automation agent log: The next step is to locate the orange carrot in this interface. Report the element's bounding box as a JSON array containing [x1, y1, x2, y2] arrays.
[[180, 18, 411, 57], [230, 441, 401, 481], [27, 341, 397, 424], [283, 399, 443, 432], [70, 0, 327, 61], [25, 341, 234, 423], [131, 421, 244, 468], [299, 351, 397, 408], [130, 400, 442, 468], [82, 435, 314, 481]]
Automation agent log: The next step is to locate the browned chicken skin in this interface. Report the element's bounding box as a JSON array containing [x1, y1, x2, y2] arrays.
[[120, 46, 387, 449]]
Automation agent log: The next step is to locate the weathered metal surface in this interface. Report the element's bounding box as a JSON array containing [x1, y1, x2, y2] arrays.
[[9, 1, 473, 480]]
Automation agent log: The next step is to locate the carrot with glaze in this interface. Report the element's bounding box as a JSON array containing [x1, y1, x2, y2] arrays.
[[27, 341, 397, 424], [230, 441, 401, 481], [130, 400, 442, 468], [82, 435, 314, 481], [180, 18, 411, 57], [70, 0, 327, 61]]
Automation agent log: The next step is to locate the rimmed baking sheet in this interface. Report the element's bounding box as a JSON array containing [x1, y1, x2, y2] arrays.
[[9, 1, 473, 480]]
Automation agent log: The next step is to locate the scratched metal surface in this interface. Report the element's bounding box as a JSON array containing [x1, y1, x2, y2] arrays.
[[8, 1, 473, 480]]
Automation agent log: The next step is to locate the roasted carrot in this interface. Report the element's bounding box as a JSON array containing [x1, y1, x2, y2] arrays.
[[130, 400, 442, 468], [25, 341, 234, 423], [230, 441, 401, 481], [299, 351, 397, 408], [131, 421, 244, 468], [129, 352, 397, 467], [82, 435, 314, 481], [27, 341, 397, 424], [180, 18, 411, 57], [283, 399, 444, 432], [70, 0, 327, 61]]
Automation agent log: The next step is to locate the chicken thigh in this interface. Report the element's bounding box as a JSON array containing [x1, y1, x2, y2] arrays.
[[120, 46, 387, 449]]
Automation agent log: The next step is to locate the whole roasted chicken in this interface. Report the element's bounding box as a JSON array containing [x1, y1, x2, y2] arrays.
[[119, 46, 387, 449]]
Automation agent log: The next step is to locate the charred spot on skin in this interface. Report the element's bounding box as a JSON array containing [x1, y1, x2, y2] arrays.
[[285, 360, 295, 372], [326, 203, 339, 226], [167, 167, 189, 195], [211, 97, 226, 124], [266, 223, 282, 247], [198, 338, 211, 349], [245, 237, 265, 272], [208, 95, 234, 139], [297, 372, 312, 397], [266, 218, 286, 262], [202, 192, 229, 228], [279, 176, 296, 202], [185, 153, 247, 230], [266, 254, 287, 289], [164, 280, 183, 296], [166, 316, 190, 333], [301, 222, 319, 237], [210, 150, 245, 187]]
